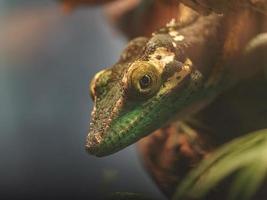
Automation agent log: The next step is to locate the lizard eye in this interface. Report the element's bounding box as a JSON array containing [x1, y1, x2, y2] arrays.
[[128, 61, 161, 98], [90, 69, 111, 100], [139, 74, 152, 89]]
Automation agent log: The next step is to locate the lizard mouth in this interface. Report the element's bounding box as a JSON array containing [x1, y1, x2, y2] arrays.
[[85, 113, 143, 157], [85, 129, 131, 157], [85, 119, 119, 157]]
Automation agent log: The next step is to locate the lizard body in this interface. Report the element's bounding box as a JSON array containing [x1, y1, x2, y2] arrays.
[[86, 4, 265, 157]]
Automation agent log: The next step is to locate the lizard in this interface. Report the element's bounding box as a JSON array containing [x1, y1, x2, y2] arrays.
[[86, 2, 267, 157]]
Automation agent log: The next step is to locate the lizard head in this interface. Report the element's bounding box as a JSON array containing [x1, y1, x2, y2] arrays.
[[86, 34, 203, 156]]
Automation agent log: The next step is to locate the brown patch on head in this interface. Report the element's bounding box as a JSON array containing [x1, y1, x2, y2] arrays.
[[120, 37, 148, 62]]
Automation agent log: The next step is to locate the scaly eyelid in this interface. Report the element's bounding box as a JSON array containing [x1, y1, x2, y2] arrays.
[[89, 69, 112, 100]]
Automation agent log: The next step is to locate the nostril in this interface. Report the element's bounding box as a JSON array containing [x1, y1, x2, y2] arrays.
[[88, 131, 102, 143], [85, 132, 103, 155], [85, 139, 98, 155]]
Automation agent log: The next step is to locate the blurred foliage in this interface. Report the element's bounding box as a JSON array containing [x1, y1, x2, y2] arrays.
[[109, 192, 154, 200], [101, 169, 119, 186], [174, 129, 267, 200]]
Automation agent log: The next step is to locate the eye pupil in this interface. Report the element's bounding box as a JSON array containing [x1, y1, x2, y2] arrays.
[[139, 75, 152, 89]]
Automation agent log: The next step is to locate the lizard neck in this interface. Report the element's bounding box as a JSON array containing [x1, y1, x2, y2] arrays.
[[165, 9, 262, 120], [172, 7, 262, 88], [173, 14, 224, 78]]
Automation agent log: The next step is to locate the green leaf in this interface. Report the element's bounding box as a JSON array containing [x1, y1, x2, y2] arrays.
[[173, 129, 267, 200]]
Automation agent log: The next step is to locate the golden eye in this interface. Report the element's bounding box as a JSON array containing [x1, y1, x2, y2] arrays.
[[139, 74, 152, 89], [90, 69, 111, 100], [128, 61, 161, 98]]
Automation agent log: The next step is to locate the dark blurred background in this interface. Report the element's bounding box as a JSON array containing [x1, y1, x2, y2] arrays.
[[0, 1, 165, 199]]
